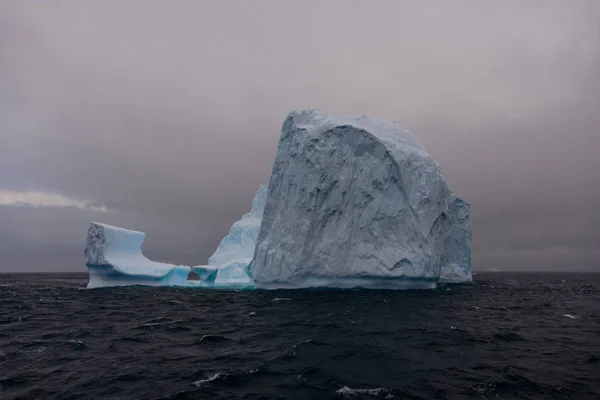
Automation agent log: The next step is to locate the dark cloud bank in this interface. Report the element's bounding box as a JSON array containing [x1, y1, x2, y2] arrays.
[[1, 1, 599, 272]]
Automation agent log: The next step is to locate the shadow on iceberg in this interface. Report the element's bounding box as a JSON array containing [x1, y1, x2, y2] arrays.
[[84, 222, 190, 289]]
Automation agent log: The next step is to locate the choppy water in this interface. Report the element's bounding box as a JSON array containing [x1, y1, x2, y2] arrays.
[[1, 272, 599, 399]]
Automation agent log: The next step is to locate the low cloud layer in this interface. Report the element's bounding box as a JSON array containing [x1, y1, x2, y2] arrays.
[[1, 1, 598, 272], [1, 190, 110, 212]]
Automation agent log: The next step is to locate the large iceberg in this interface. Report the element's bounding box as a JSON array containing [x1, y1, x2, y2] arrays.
[[84, 222, 191, 289], [192, 186, 266, 286], [249, 110, 472, 289]]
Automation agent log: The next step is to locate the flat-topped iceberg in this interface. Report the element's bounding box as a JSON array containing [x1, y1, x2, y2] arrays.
[[249, 110, 472, 289], [84, 222, 190, 288], [192, 186, 266, 286]]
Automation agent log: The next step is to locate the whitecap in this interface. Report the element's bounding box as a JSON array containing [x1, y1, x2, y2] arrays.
[[336, 386, 394, 398], [193, 372, 225, 387]]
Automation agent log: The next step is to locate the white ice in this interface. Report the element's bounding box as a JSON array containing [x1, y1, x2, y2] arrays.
[[84, 222, 190, 288]]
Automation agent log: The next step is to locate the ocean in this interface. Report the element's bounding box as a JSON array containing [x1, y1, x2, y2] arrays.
[[0, 272, 598, 399]]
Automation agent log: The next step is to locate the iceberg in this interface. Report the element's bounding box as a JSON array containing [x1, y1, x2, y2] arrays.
[[249, 110, 472, 289], [84, 222, 190, 289], [192, 186, 266, 286]]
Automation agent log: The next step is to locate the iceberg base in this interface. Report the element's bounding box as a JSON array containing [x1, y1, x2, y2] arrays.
[[86, 264, 191, 289], [253, 276, 439, 290], [186, 280, 255, 290], [193, 260, 253, 286], [193, 265, 219, 284]]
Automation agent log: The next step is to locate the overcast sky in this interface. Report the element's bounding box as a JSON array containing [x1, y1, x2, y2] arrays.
[[1, 1, 599, 272]]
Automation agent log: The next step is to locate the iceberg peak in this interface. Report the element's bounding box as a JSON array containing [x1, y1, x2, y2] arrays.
[[249, 110, 472, 289]]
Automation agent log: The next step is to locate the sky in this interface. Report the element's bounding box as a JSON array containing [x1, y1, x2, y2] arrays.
[[1, 1, 599, 272]]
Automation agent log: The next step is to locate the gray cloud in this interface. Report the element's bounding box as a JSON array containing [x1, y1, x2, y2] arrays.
[[1, 0, 599, 272]]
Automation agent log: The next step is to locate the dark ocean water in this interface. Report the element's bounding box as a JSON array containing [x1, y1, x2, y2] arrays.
[[0, 272, 599, 400]]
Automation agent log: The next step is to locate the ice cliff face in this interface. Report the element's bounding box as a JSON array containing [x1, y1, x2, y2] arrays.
[[249, 110, 472, 289], [84, 222, 190, 288], [192, 186, 266, 285]]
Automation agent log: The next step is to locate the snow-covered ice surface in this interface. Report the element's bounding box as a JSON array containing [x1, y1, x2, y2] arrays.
[[84, 222, 190, 288], [192, 186, 266, 287], [250, 110, 472, 289]]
